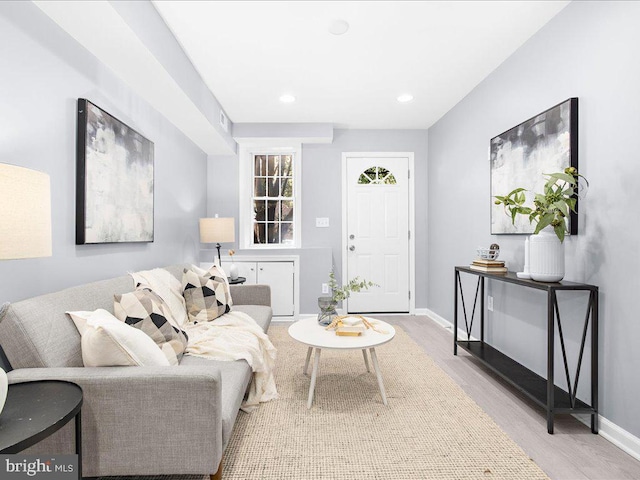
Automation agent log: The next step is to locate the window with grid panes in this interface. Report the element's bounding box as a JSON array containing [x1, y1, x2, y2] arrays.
[[252, 153, 295, 245]]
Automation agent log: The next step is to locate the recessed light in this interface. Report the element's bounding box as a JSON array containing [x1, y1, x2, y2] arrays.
[[279, 94, 296, 103], [328, 19, 349, 35], [397, 94, 414, 103]]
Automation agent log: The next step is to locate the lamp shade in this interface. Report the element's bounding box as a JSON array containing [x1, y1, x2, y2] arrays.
[[0, 163, 52, 260], [199, 217, 235, 243]]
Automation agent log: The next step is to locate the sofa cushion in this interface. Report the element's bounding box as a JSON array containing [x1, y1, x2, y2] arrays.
[[0, 275, 133, 369], [231, 305, 272, 332], [114, 289, 188, 365], [182, 268, 231, 323], [67, 309, 171, 367], [179, 354, 252, 449]]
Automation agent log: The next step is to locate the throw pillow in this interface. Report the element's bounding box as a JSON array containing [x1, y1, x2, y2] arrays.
[[130, 267, 188, 327], [191, 264, 233, 307], [182, 267, 231, 323], [113, 289, 189, 365], [67, 309, 171, 367]]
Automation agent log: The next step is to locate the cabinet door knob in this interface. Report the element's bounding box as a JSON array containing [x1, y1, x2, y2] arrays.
[[349, 245, 356, 251]]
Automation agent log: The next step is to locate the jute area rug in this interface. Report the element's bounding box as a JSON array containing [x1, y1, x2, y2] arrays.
[[221, 325, 548, 480], [102, 325, 548, 480]]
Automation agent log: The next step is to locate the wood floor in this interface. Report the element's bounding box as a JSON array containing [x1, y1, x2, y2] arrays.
[[372, 315, 640, 480]]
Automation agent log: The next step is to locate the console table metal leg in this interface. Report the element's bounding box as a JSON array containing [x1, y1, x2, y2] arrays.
[[362, 349, 370, 373], [307, 348, 321, 409], [547, 290, 555, 434], [591, 289, 599, 433], [454, 271, 459, 355], [75, 411, 82, 480], [303, 347, 312, 375], [480, 277, 485, 343], [370, 348, 388, 406]]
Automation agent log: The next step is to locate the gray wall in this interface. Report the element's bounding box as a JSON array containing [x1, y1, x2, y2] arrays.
[[207, 129, 428, 313], [0, 2, 207, 302], [427, 1, 640, 437]]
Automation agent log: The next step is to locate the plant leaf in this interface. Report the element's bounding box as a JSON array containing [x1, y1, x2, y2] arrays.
[[534, 213, 554, 233], [545, 172, 576, 185], [554, 223, 566, 242], [554, 201, 569, 217]]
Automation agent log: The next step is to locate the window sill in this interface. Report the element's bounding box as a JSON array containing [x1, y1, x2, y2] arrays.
[[241, 244, 301, 250]]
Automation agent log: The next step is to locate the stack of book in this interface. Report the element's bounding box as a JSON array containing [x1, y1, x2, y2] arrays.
[[470, 258, 507, 273]]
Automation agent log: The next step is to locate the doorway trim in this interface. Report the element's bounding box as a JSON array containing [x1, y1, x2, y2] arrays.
[[341, 152, 415, 314]]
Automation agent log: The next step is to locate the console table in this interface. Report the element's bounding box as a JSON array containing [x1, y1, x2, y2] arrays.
[[454, 266, 598, 434]]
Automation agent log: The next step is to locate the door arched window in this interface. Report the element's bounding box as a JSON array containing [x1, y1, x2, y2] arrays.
[[357, 166, 397, 185]]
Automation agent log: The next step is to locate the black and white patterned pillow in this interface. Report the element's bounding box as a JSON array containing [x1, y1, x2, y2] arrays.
[[182, 267, 231, 323], [113, 289, 188, 365]]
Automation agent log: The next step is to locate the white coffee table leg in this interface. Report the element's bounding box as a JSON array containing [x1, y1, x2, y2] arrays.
[[307, 348, 321, 409], [304, 347, 312, 375], [362, 349, 370, 372], [369, 348, 388, 406]]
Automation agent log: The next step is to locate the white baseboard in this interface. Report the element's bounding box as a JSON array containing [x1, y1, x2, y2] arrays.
[[272, 313, 316, 323], [271, 317, 295, 323], [424, 309, 640, 462], [424, 308, 475, 341], [572, 414, 640, 462], [414, 308, 429, 315]]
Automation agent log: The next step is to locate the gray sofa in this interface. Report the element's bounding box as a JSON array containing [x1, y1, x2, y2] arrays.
[[0, 264, 272, 479]]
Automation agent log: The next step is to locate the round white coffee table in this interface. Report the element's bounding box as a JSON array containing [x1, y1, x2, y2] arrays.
[[288, 317, 396, 408]]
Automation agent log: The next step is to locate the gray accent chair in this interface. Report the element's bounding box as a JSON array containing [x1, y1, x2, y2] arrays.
[[0, 265, 272, 479]]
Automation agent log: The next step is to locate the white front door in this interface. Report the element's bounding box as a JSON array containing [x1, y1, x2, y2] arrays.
[[344, 155, 410, 313]]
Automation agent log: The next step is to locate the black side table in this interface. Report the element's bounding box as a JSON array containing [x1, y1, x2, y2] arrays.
[[0, 381, 83, 473], [228, 276, 246, 285]]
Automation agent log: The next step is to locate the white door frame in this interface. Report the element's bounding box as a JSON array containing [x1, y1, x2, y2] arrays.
[[341, 152, 415, 314]]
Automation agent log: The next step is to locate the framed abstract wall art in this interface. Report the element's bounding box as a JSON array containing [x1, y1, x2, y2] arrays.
[[490, 97, 578, 235], [76, 99, 154, 244]]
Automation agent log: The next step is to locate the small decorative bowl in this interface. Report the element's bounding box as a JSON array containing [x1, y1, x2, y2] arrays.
[[477, 246, 500, 260]]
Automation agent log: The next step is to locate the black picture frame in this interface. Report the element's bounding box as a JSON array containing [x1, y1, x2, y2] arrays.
[[76, 99, 154, 244], [490, 98, 578, 235]]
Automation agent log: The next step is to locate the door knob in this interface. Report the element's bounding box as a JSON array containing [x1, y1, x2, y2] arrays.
[[349, 245, 355, 251], [349, 234, 355, 240]]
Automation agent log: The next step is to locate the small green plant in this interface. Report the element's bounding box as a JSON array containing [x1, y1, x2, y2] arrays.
[[328, 269, 377, 304], [494, 167, 588, 242]]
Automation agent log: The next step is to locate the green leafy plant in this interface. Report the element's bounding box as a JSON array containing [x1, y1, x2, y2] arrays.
[[494, 167, 588, 242], [328, 269, 377, 304]]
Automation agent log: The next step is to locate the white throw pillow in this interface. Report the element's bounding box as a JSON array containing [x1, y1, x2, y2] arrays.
[[67, 309, 170, 367]]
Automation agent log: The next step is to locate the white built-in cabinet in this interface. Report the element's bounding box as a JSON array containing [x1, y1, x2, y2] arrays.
[[201, 255, 298, 317]]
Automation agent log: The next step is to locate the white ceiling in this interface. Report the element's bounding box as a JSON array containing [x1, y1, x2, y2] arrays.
[[153, 0, 570, 130]]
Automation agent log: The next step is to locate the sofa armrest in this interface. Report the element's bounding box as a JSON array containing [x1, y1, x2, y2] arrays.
[[8, 366, 223, 477], [230, 284, 271, 306]]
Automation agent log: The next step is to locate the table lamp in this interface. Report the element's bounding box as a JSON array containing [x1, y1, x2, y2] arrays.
[[199, 217, 235, 266], [0, 163, 52, 261], [0, 162, 52, 414]]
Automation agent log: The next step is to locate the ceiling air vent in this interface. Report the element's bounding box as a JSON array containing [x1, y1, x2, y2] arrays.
[[219, 110, 229, 132]]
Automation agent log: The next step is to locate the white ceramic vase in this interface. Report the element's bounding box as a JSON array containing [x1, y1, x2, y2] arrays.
[[529, 226, 565, 282], [229, 263, 239, 280], [0, 368, 7, 415]]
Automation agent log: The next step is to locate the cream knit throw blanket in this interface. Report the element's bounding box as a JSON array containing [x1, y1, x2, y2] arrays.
[[131, 268, 278, 409]]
